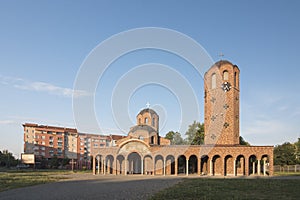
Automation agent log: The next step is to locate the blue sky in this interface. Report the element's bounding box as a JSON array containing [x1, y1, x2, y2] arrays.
[[1, 0, 300, 156]]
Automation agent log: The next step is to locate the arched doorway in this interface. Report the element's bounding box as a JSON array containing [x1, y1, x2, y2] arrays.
[[236, 155, 245, 176], [249, 155, 257, 175], [144, 155, 153, 175], [155, 155, 164, 175], [105, 155, 114, 174], [261, 155, 270, 176], [128, 152, 141, 174], [224, 155, 233, 176], [189, 155, 198, 174], [177, 155, 186, 174], [212, 155, 222, 176], [116, 155, 125, 175], [166, 155, 175, 175], [200, 155, 209, 175]]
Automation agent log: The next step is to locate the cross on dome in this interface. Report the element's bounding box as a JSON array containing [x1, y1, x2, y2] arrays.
[[146, 102, 150, 108]]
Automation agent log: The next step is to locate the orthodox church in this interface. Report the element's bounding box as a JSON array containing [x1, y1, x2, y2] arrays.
[[92, 60, 273, 176]]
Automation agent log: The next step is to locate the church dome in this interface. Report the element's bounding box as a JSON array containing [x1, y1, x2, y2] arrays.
[[137, 108, 158, 116], [136, 107, 159, 133]]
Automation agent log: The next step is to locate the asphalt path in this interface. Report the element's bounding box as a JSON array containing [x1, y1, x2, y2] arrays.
[[0, 174, 182, 200]]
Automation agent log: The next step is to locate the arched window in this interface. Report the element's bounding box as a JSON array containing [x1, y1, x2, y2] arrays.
[[152, 118, 155, 127], [144, 117, 148, 124], [234, 72, 237, 87], [223, 70, 229, 81], [211, 73, 216, 89]]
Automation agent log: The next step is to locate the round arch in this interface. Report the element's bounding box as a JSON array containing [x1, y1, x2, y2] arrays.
[[200, 155, 209, 175], [127, 152, 142, 174], [236, 154, 246, 176], [249, 154, 257, 175], [177, 155, 186, 174], [166, 155, 175, 175], [144, 154, 153, 175], [224, 155, 233, 176], [212, 155, 222, 176], [189, 155, 198, 174], [155, 155, 164, 175]]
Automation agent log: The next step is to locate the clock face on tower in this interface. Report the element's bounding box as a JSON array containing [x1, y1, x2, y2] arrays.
[[222, 82, 231, 92]]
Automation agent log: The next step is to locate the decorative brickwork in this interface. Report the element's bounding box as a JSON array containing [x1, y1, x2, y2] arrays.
[[89, 60, 274, 177]]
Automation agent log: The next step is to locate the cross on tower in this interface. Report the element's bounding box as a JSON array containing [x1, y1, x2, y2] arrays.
[[219, 53, 224, 60]]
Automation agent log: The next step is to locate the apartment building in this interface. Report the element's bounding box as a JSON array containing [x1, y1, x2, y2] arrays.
[[23, 123, 123, 169]]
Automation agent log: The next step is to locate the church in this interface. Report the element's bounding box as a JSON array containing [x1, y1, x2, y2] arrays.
[[91, 60, 273, 176]]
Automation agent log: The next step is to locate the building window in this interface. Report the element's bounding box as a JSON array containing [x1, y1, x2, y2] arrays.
[[144, 117, 148, 124], [152, 118, 155, 127], [234, 72, 237, 87], [223, 70, 229, 81], [211, 73, 216, 89]]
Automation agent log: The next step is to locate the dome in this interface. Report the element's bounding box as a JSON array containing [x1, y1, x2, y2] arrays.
[[137, 108, 158, 117]]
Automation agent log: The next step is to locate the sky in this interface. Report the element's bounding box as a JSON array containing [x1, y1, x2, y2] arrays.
[[0, 0, 300, 157]]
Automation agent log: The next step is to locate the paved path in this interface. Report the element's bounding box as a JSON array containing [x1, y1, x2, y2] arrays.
[[0, 174, 182, 200]]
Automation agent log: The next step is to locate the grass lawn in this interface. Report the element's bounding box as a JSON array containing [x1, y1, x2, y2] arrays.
[[0, 170, 72, 192], [150, 178, 300, 200]]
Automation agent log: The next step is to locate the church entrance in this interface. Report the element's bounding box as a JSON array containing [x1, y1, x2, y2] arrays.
[[128, 152, 142, 174]]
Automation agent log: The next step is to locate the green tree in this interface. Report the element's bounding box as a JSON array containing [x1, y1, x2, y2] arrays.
[[239, 136, 250, 146], [49, 155, 59, 169], [166, 131, 185, 145], [173, 132, 185, 145], [0, 150, 17, 167], [185, 121, 205, 145], [165, 131, 175, 142], [295, 138, 300, 164], [274, 142, 297, 166]]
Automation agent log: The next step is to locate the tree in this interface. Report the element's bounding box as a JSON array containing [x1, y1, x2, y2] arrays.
[[166, 131, 185, 145], [49, 155, 59, 169], [165, 131, 175, 142], [185, 121, 205, 145], [239, 136, 250, 146], [0, 150, 17, 167], [173, 132, 185, 145], [274, 142, 297, 166], [294, 138, 300, 164]]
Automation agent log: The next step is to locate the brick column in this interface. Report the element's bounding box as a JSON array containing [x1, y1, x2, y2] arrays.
[[209, 159, 213, 176], [263, 159, 266, 176], [141, 158, 144, 175], [175, 158, 178, 175], [97, 157, 100, 174], [198, 157, 201, 175], [233, 159, 236, 176], [186, 159, 189, 176], [92, 156, 96, 175], [257, 160, 261, 175], [124, 157, 127, 176], [163, 159, 166, 176], [244, 157, 249, 176]]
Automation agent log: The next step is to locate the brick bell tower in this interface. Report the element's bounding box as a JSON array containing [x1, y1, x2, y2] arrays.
[[204, 60, 240, 145]]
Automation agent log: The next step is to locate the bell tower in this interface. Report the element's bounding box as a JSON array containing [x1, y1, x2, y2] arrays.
[[204, 60, 240, 145]]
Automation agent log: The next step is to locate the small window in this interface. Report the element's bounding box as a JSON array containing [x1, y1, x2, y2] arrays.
[[223, 71, 229, 80], [234, 72, 237, 87], [211, 73, 216, 89], [144, 117, 148, 124], [152, 118, 155, 127]]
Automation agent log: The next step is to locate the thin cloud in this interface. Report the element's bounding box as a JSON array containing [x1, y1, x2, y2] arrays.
[[0, 75, 90, 98], [0, 120, 15, 125]]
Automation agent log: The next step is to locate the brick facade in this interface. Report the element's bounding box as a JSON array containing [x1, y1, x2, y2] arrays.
[[91, 60, 274, 177]]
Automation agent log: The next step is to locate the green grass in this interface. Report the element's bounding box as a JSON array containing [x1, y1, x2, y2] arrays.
[[0, 170, 71, 192], [150, 178, 300, 200], [274, 171, 300, 176]]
